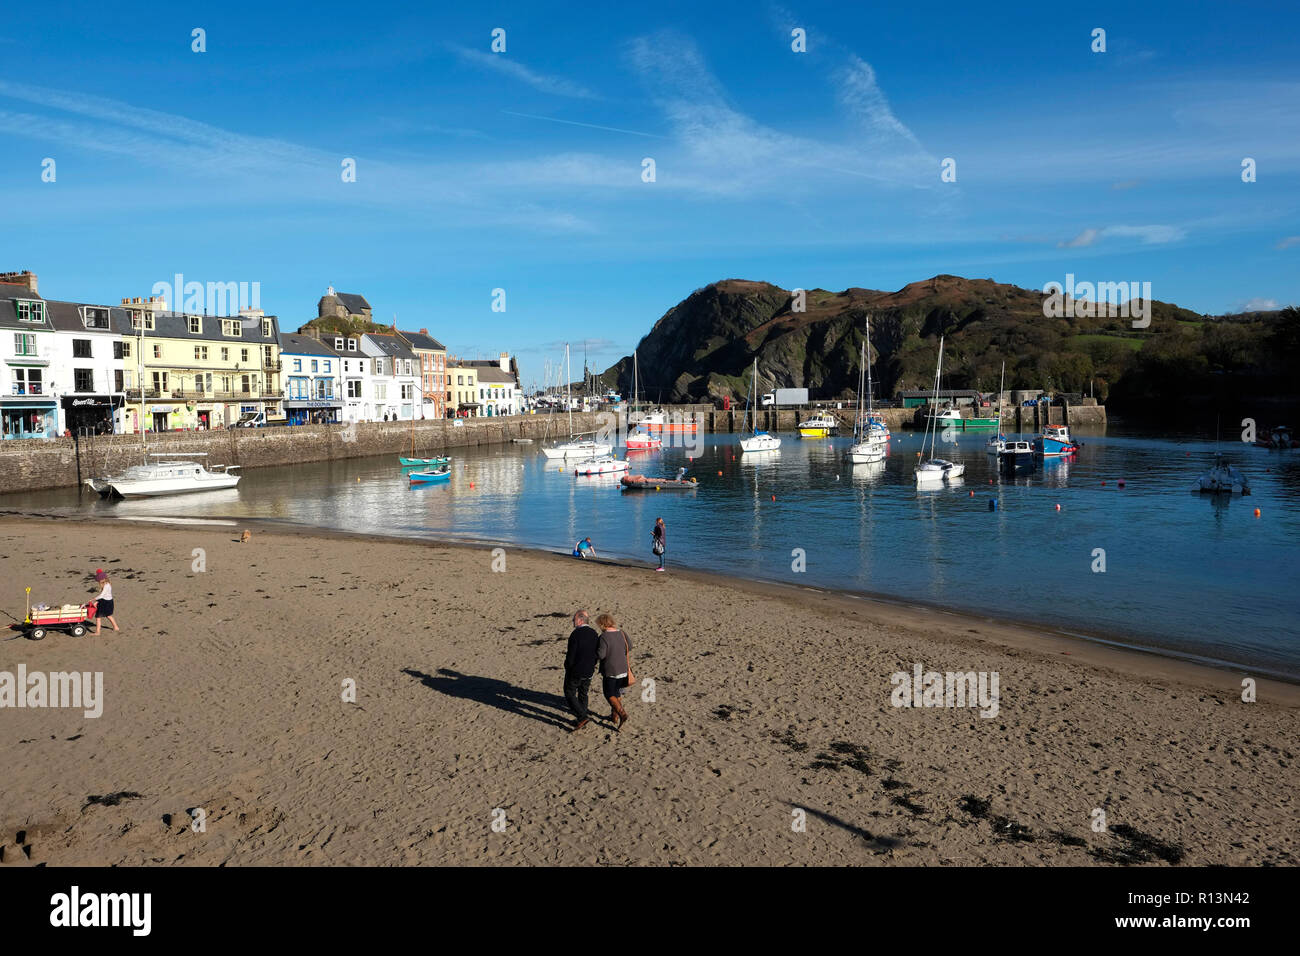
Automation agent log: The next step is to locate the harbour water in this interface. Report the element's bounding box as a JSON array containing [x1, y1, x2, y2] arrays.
[[10, 424, 1300, 678]]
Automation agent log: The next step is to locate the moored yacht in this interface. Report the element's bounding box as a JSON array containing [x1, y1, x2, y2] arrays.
[[86, 454, 241, 498]]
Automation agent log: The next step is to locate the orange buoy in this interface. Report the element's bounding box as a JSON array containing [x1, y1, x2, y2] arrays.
[[771, 494, 776, 501], [469, 482, 474, 488], [1254, 508, 1261, 517], [1055, 503, 1061, 511], [969, 490, 974, 497], [717, 470, 723, 476], [1101, 480, 1106, 486]]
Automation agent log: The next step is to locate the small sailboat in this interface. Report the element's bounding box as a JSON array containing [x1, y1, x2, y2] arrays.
[[541, 344, 613, 459], [574, 455, 630, 476], [986, 362, 1007, 455], [915, 336, 966, 485], [624, 352, 662, 450], [400, 456, 450, 467], [409, 465, 451, 483], [847, 318, 887, 465], [740, 359, 781, 453], [797, 411, 837, 438], [1196, 453, 1251, 495]]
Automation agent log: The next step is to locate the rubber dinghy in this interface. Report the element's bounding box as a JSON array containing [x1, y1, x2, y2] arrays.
[[620, 474, 699, 490]]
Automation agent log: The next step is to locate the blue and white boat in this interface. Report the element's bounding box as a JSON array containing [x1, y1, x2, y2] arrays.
[[1033, 423, 1079, 458], [409, 465, 451, 483]]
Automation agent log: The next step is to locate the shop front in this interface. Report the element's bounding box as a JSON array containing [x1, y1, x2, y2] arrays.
[[2, 397, 59, 439], [283, 399, 342, 426], [61, 395, 123, 435]]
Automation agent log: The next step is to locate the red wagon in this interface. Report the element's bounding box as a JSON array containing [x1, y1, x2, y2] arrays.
[[7, 588, 93, 640]]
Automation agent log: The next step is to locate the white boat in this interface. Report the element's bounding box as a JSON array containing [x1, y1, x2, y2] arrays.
[[739, 358, 782, 453], [542, 440, 613, 459], [986, 361, 1007, 455], [1197, 453, 1251, 495], [86, 454, 241, 498], [847, 317, 887, 464], [574, 455, 629, 476], [915, 336, 966, 484], [541, 344, 610, 459], [625, 352, 663, 450]]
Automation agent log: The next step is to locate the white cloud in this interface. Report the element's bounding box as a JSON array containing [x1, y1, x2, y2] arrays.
[[1058, 225, 1185, 248], [1239, 297, 1279, 312], [447, 45, 596, 99], [1275, 236, 1300, 250]]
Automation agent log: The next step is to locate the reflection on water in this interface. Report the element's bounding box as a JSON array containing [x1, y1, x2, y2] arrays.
[[12, 428, 1300, 677]]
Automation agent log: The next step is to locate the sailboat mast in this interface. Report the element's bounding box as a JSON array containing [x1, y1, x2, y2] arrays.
[[865, 316, 875, 420], [566, 344, 573, 438]]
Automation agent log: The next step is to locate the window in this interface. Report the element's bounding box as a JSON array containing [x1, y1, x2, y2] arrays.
[[241, 374, 253, 394], [263, 346, 273, 366], [374, 382, 387, 400], [195, 346, 209, 361], [114, 370, 124, 392], [121, 341, 131, 358], [310, 359, 318, 373], [113, 341, 124, 360], [130, 310, 155, 331], [12, 368, 42, 394], [74, 369, 94, 392], [240, 349, 249, 363], [457, 375, 464, 385], [315, 379, 333, 400], [188, 316, 202, 334], [153, 343, 162, 359], [346, 379, 361, 398], [293, 359, 302, 372], [347, 339, 357, 352], [13, 333, 36, 356], [334, 338, 344, 350], [73, 339, 92, 358], [289, 377, 308, 399], [152, 371, 168, 392], [376, 359, 386, 375], [261, 319, 272, 338], [401, 384, 413, 401], [222, 319, 242, 337], [82, 307, 110, 329], [16, 300, 45, 323], [323, 360, 330, 373], [204, 373, 213, 393]]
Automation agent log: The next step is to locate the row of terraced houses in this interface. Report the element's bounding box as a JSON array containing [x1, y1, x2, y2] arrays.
[[0, 271, 523, 438]]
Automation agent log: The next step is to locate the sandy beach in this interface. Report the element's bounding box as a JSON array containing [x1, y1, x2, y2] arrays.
[[0, 513, 1295, 867]]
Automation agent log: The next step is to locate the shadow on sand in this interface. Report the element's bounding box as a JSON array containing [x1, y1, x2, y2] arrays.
[[403, 667, 575, 730]]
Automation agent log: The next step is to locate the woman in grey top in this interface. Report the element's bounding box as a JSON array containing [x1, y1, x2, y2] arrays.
[[596, 613, 632, 729]]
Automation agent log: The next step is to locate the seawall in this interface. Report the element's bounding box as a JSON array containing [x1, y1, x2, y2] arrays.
[[0, 413, 601, 495]]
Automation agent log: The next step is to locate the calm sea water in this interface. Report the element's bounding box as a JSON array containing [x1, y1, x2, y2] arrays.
[[11, 425, 1300, 678]]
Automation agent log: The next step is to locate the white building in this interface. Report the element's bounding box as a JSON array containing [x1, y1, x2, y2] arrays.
[[0, 273, 60, 438], [47, 299, 126, 434], [278, 333, 343, 425], [467, 353, 523, 416], [362, 332, 421, 420]]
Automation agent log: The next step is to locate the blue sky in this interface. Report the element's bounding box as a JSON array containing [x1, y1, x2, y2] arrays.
[[2, 0, 1297, 386]]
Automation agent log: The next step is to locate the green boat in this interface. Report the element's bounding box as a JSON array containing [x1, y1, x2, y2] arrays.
[[927, 408, 999, 431], [399, 456, 450, 467]]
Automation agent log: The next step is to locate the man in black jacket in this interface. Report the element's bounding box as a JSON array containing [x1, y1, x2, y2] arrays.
[[564, 609, 600, 731]]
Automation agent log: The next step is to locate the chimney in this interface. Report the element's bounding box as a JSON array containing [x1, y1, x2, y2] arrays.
[[0, 270, 37, 294], [420, 328, 429, 335], [499, 351, 509, 371]]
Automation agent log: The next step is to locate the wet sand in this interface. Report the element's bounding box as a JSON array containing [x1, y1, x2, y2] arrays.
[[0, 514, 1295, 866]]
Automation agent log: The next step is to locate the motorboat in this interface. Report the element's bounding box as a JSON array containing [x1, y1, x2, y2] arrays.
[[85, 454, 241, 498], [1034, 423, 1080, 457], [409, 465, 451, 483], [997, 440, 1036, 473], [797, 412, 837, 438]]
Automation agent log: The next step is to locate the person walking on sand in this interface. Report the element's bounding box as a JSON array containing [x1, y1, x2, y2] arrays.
[[596, 613, 634, 729], [651, 517, 666, 571], [564, 610, 601, 731], [89, 569, 118, 635]]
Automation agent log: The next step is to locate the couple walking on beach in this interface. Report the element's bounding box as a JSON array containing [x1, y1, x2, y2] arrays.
[[563, 610, 633, 732]]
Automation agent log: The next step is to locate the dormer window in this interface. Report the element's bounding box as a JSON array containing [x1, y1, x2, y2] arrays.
[[16, 300, 45, 323], [188, 315, 202, 334], [261, 319, 272, 338], [82, 306, 110, 329], [222, 319, 242, 337], [130, 310, 155, 331], [334, 338, 344, 350], [347, 339, 357, 352]]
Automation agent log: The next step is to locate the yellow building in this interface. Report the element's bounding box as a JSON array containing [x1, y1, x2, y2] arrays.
[[115, 296, 283, 431], [447, 360, 480, 417]]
